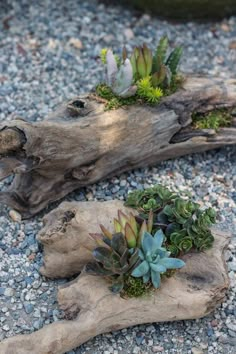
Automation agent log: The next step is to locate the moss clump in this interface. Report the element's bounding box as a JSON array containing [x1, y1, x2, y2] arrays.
[[122, 276, 152, 298], [96, 84, 139, 110], [192, 109, 232, 130]]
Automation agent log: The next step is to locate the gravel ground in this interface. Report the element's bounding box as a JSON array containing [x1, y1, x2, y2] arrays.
[[0, 1, 236, 353]]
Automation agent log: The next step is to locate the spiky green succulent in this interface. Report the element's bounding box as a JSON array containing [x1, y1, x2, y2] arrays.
[[130, 44, 153, 79], [132, 230, 185, 288], [125, 185, 216, 255]]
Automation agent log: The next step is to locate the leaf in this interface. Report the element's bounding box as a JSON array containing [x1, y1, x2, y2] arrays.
[[129, 248, 140, 268], [165, 223, 181, 237], [142, 43, 153, 76], [100, 224, 112, 240], [111, 275, 124, 293], [150, 262, 166, 273], [143, 270, 151, 283], [112, 59, 134, 95], [132, 260, 149, 277], [153, 229, 165, 248], [92, 247, 112, 269], [137, 50, 146, 78], [152, 36, 169, 73], [111, 233, 127, 255], [106, 49, 118, 86], [114, 218, 122, 233], [165, 46, 183, 75], [151, 269, 161, 288], [85, 262, 114, 276], [129, 213, 138, 236], [147, 210, 154, 233], [142, 232, 155, 254], [159, 257, 185, 269], [125, 223, 137, 248]]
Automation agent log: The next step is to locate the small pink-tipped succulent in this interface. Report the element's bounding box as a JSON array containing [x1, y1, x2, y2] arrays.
[[106, 49, 137, 98]]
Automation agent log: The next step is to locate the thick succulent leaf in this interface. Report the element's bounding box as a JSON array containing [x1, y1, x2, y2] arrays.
[[118, 85, 137, 98], [129, 248, 140, 268], [151, 269, 161, 288], [129, 213, 138, 237], [153, 229, 165, 248], [165, 223, 181, 237], [137, 220, 147, 247], [163, 204, 174, 218], [150, 262, 166, 273], [156, 210, 169, 224], [165, 46, 183, 75], [137, 51, 147, 78], [92, 247, 112, 268], [143, 270, 151, 283], [138, 249, 145, 261], [152, 36, 169, 73], [122, 46, 128, 61], [132, 260, 149, 277], [89, 233, 109, 248], [120, 248, 129, 267], [159, 257, 185, 269], [85, 262, 114, 276], [106, 49, 118, 86], [142, 232, 155, 254], [118, 210, 129, 228], [111, 232, 127, 256], [112, 59, 134, 95], [100, 224, 112, 240], [125, 223, 137, 248], [114, 218, 122, 233], [111, 275, 124, 293], [151, 64, 167, 87], [147, 210, 154, 233], [142, 44, 153, 76]]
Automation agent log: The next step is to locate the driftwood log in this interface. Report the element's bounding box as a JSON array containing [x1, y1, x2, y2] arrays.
[[0, 223, 230, 354], [0, 76, 235, 218]]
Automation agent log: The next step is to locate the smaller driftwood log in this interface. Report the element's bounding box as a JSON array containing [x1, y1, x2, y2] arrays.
[[0, 222, 230, 354], [0, 76, 235, 217]]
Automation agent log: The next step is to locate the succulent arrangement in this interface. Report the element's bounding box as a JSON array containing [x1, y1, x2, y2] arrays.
[[85, 208, 186, 295], [125, 184, 216, 256], [96, 36, 183, 109]]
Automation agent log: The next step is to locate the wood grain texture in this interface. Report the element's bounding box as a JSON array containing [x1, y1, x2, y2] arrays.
[[0, 228, 230, 354], [0, 76, 235, 217]]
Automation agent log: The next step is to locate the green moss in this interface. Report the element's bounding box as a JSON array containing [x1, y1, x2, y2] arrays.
[[192, 109, 232, 130], [122, 276, 152, 298], [96, 84, 138, 110]]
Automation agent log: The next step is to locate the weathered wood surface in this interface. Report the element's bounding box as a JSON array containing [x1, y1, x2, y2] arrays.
[[0, 76, 235, 217], [0, 228, 230, 354], [38, 200, 132, 278]]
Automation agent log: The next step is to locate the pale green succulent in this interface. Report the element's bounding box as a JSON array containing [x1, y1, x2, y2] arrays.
[[131, 230, 185, 288], [106, 49, 137, 98]]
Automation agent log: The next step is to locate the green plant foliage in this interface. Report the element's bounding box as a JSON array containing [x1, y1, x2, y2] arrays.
[[86, 210, 154, 293], [131, 230, 185, 288], [125, 184, 216, 255], [122, 275, 151, 297], [192, 110, 232, 130], [97, 37, 183, 110], [137, 77, 163, 103], [85, 232, 140, 293]]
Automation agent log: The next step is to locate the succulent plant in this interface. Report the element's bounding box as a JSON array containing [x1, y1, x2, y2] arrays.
[[130, 44, 153, 79], [125, 185, 216, 255], [86, 232, 140, 293], [100, 209, 154, 249], [131, 230, 185, 288], [105, 49, 137, 98], [151, 36, 182, 89]]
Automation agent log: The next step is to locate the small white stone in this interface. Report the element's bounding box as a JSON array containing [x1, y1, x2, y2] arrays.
[[9, 209, 22, 222]]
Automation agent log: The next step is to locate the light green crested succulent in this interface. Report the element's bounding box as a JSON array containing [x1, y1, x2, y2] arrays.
[[131, 230, 185, 288], [106, 49, 137, 98]]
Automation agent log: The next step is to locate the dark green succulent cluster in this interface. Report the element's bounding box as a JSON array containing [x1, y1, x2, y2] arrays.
[[125, 185, 216, 256]]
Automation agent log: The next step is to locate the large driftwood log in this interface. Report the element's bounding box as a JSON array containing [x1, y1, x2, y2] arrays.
[[0, 76, 235, 217], [0, 228, 230, 354]]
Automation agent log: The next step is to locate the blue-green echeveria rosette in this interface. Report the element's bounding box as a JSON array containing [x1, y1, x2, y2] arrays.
[[131, 230, 185, 288]]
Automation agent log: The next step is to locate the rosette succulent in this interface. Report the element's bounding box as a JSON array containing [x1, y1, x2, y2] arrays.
[[125, 185, 216, 255], [130, 44, 153, 79], [85, 232, 139, 293], [132, 230, 185, 288], [105, 49, 137, 98]]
